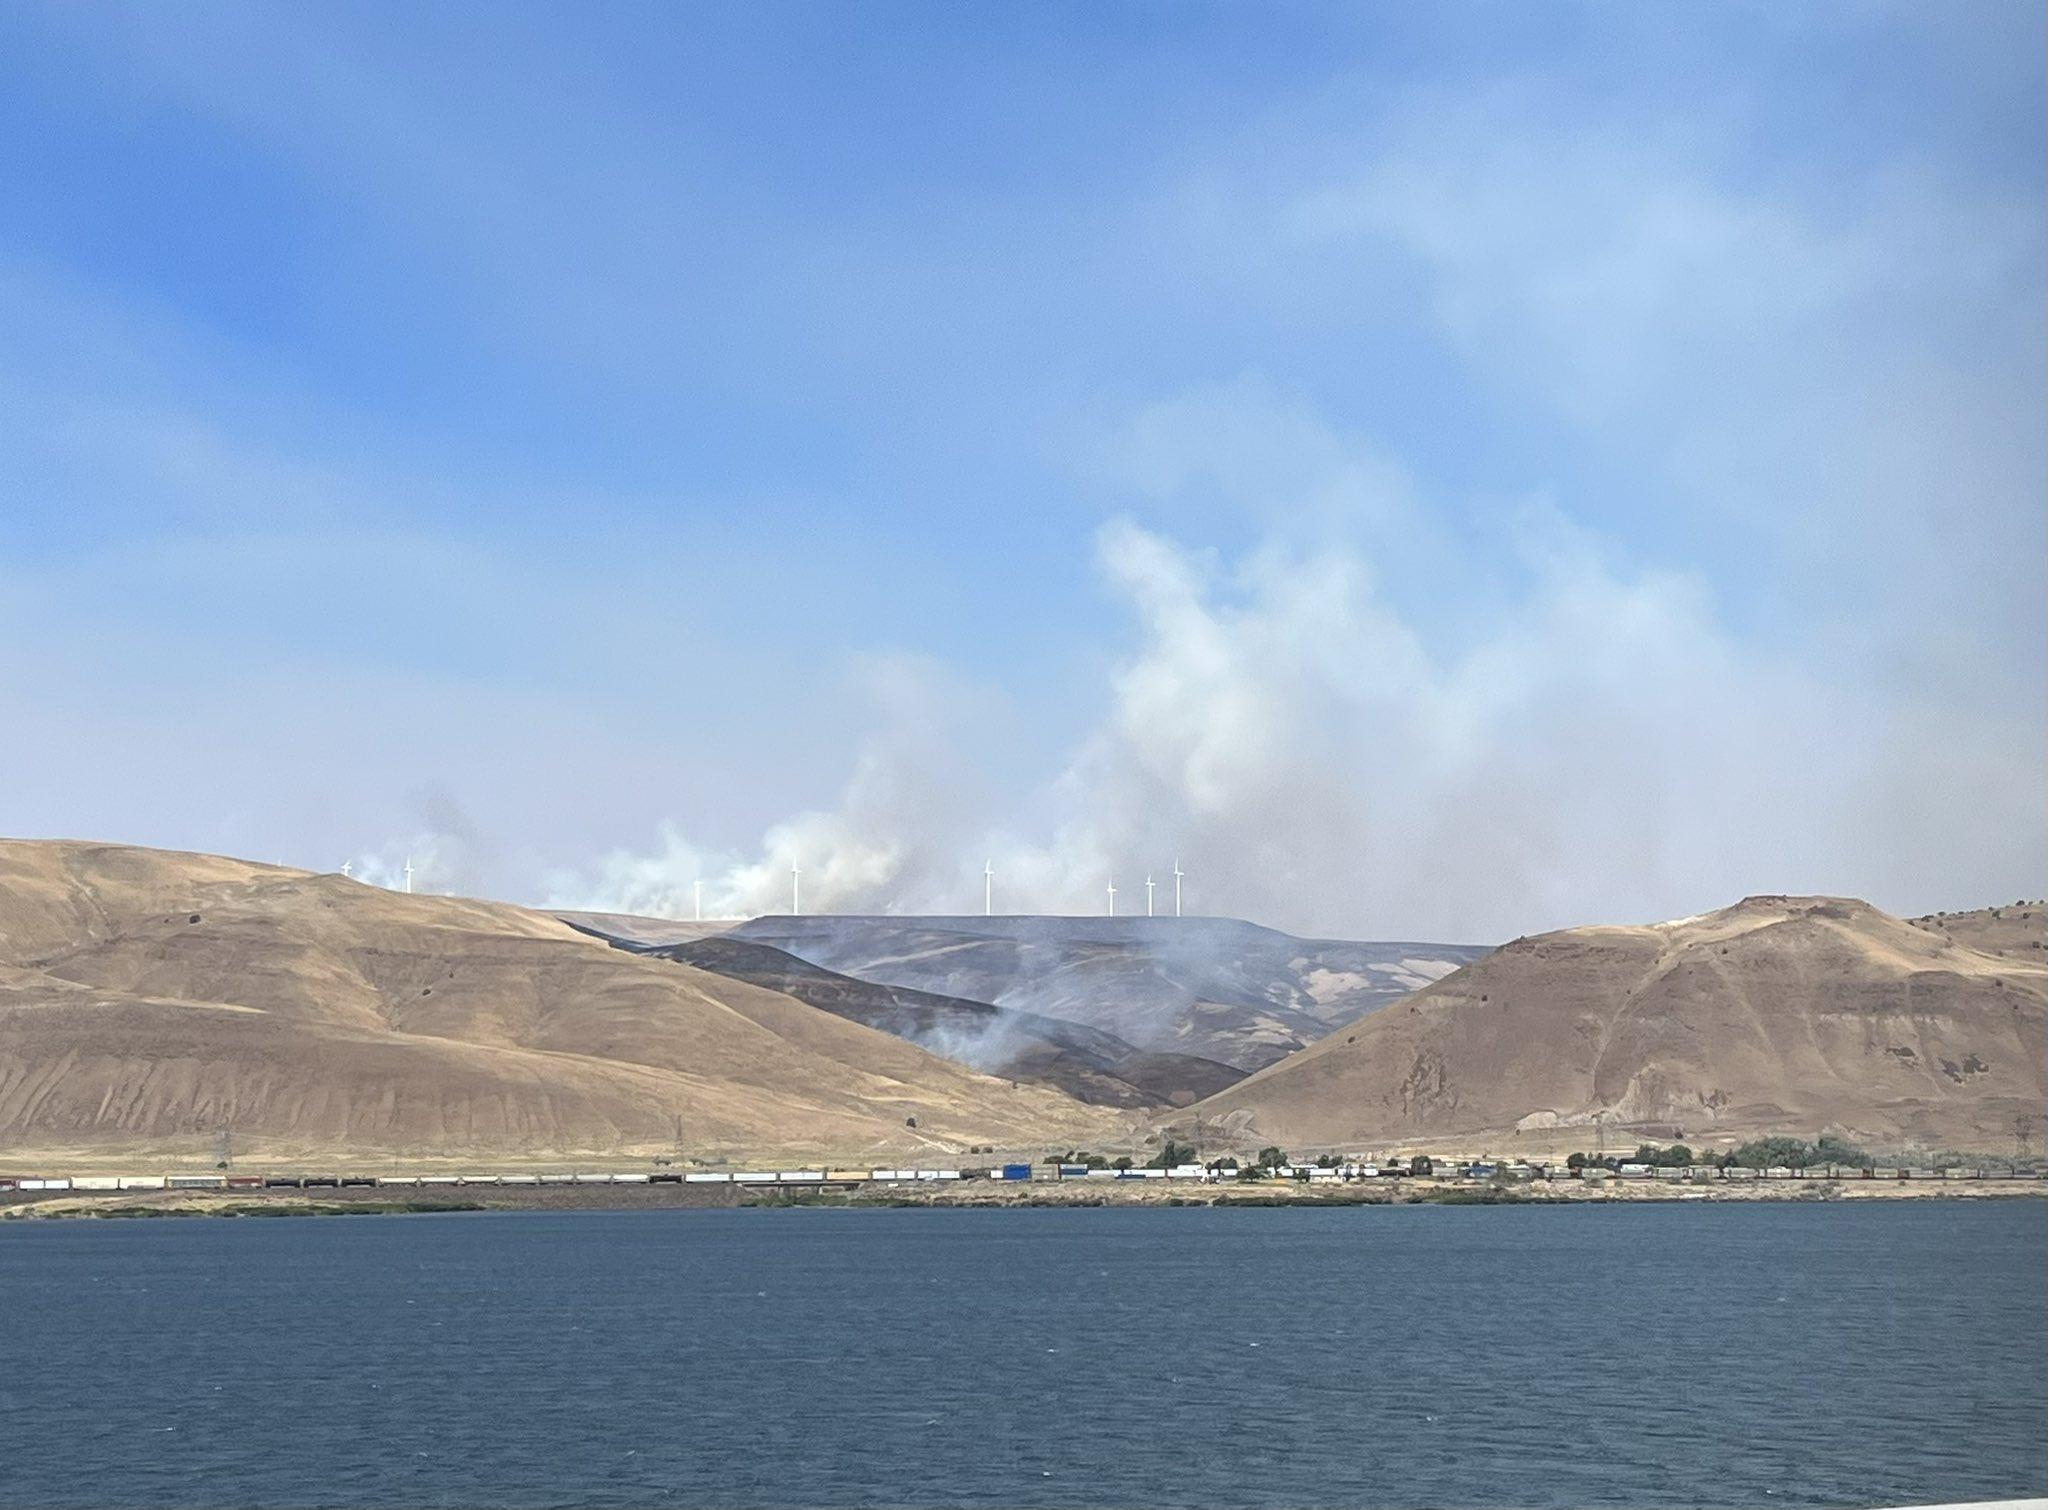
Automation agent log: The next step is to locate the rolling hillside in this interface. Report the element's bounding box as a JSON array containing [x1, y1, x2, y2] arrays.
[[1181, 895, 2047, 1153], [720, 915, 1490, 1071], [0, 840, 1113, 1163], [1907, 900, 2045, 961], [655, 936, 1243, 1109]]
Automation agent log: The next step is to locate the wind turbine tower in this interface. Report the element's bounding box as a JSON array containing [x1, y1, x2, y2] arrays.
[[983, 859, 994, 917], [340, 861, 352, 880], [693, 879, 703, 923], [1145, 873, 1155, 917], [1173, 859, 1184, 918], [402, 858, 414, 895], [791, 861, 802, 917], [1106, 875, 1116, 917]]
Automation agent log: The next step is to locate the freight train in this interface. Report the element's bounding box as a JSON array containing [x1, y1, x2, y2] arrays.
[[3, 1161, 2038, 1194]]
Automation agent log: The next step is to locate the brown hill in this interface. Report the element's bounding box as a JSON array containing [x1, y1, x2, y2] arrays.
[[1180, 896, 2046, 1155], [553, 911, 735, 948], [0, 840, 1112, 1163], [1907, 900, 2045, 962]]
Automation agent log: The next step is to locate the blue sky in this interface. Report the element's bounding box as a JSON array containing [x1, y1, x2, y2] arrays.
[[1, 3, 2041, 938]]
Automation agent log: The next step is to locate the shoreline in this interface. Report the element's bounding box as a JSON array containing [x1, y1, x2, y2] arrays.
[[6, 1176, 2043, 1220]]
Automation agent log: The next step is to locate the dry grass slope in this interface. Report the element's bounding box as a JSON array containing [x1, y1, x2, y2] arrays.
[[0, 840, 1113, 1163], [1182, 895, 2046, 1153]]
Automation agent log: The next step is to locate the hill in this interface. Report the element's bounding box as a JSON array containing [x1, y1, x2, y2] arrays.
[[721, 915, 1490, 1072], [553, 911, 734, 948], [0, 840, 1112, 1163], [1180, 895, 2046, 1154], [653, 936, 1242, 1109], [1907, 901, 2045, 961]]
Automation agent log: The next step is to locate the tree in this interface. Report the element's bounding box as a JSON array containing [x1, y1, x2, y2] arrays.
[[1147, 1138, 1197, 1169], [1410, 1155, 1433, 1177], [1813, 1135, 1868, 1168], [1566, 1151, 1587, 1170], [1112, 1156, 1133, 1171], [1255, 1146, 1289, 1171], [1729, 1136, 1815, 1169]]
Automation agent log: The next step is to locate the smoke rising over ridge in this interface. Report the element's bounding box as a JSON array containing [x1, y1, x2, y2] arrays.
[[552, 387, 2039, 941], [4, 8, 2039, 941]]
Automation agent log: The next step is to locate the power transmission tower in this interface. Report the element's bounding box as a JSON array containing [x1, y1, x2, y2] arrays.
[[212, 1124, 234, 1170]]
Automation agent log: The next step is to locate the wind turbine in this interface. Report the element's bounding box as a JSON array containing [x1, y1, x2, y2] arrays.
[[791, 861, 801, 917], [1146, 873, 1156, 917], [340, 861, 352, 880], [402, 858, 414, 895], [1106, 875, 1116, 917], [983, 859, 994, 918], [693, 879, 703, 923], [1173, 859, 1184, 918]]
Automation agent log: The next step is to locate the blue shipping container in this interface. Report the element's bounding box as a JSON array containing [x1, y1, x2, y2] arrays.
[[998, 1165, 1032, 1181]]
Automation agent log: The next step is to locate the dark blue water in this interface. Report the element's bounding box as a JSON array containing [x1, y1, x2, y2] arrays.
[[2, 1203, 2042, 1508]]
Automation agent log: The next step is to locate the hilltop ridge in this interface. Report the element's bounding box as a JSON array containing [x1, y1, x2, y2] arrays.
[[1181, 894, 2046, 1153], [0, 839, 1112, 1162]]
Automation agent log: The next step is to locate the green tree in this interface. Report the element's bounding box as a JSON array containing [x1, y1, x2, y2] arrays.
[[1729, 1136, 1816, 1169], [1813, 1135, 1868, 1168], [1255, 1145, 1289, 1171]]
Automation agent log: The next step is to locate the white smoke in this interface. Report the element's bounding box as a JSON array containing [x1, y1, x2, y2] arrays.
[[546, 389, 2033, 943], [344, 787, 499, 898]]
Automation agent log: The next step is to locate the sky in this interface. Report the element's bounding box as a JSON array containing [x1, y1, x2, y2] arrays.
[[1, 2, 2041, 941]]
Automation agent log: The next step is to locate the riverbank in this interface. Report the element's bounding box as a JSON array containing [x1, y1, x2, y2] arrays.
[[5, 1175, 2042, 1218]]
